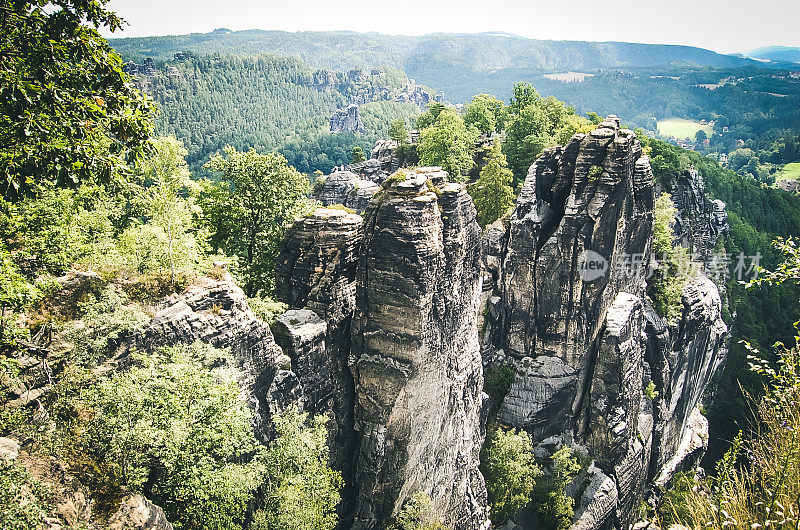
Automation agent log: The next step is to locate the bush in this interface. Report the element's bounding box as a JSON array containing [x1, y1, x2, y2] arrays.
[[484, 363, 515, 403], [248, 295, 288, 324], [59, 285, 150, 367], [389, 491, 447, 530], [77, 342, 263, 530], [251, 407, 341, 530], [480, 426, 542, 524], [530, 447, 582, 530], [0, 459, 52, 530]]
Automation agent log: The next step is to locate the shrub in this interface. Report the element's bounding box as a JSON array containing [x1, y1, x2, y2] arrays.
[[389, 491, 447, 530], [77, 343, 263, 530], [480, 426, 541, 524], [248, 295, 288, 324], [251, 407, 342, 530], [0, 459, 52, 530], [484, 363, 515, 403]]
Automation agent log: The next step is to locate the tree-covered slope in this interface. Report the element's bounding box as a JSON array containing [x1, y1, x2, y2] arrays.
[[137, 53, 422, 175], [110, 29, 761, 103]]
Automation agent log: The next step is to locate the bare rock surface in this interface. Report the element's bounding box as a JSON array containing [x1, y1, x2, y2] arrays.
[[670, 169, 728, 259], [350, 171, 490, 529], [330, 103, 364, 133], [313, 170, 380, 212], [275, 207, 364, 516], [483, 118, 729, 529], [108, 494, 174, 530]]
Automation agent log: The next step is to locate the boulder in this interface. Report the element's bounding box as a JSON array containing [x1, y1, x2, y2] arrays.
[[108, 494, 173, 530]]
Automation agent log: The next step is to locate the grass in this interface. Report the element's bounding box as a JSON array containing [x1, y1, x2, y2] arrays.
[[657, 118, 714, 140], [776, 162, 800, 182]]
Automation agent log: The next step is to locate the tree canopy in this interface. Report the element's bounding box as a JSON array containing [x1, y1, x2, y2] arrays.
[[0, 0, 154, 199], [199, 147, 311, 296], [418, 108, 476, 180]]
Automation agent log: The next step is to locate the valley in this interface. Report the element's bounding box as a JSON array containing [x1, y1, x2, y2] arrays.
[[3, 3, 800, 530]]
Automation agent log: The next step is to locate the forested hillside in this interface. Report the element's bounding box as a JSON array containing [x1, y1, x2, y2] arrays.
[[137, 54, 422, 175], [109, 30, 770, 106]]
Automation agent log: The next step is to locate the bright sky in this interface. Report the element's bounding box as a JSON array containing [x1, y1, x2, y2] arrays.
[[102, 0, 799, 54]]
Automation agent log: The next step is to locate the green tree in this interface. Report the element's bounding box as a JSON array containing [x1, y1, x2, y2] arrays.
[[390, 491, 447, 530], [530, 447, 582, 530], [480, 427, 542, 524], [128, 137, 201, 285], [502, 83, 591, 186], [199, 147, 310, 296], [351, 146, 366, 164], [418, 108, 475, 179], [463, 94, 506, 136], [415, 102, 447, 131], [389, 119, 409, 145], [468, 142, 515, 227], [695, 129, 707, 144], [79, 343, 263, 530], [251, 407, 342, 530], [0, 0, 154, 199], [648, 193, 693, 322]]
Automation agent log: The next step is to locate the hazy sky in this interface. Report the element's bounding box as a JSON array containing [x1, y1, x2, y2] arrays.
[[102, 0, 798, 54]]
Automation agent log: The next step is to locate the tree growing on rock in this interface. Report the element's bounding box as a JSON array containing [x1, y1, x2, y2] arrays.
[[351, 146, 366, 164], [468, 142, 515, 228], [480, 427, 541, 525], [418, 108, 476, 180], [199, 147, 311, 296]]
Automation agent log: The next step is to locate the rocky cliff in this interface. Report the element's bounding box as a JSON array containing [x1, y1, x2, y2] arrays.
[[496, 116, 654, 439], [330, 104, 365, 133], [350, 170, 489, 529], [136, 271, 290, 442], [274, 208, 363, 514], [482, 117, 728, 529], [669, 169, 728, 259]]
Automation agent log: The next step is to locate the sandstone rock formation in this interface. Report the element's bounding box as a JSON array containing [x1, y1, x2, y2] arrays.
[[349, 171, 489, 529], [313, 170, 379, 212], [482, 117, 728, 529], [647, 276, 728, 478], [136, 272, 286, 441], [108, 494, 174, 530], [330, 104, 365, 133], [497, 116, 654, 436], [670, 169, 728, 259], [275, 207, 364, 515], [394, 78, 443, 107]]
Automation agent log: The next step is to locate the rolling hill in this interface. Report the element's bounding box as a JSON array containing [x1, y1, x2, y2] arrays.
[[110, 29, 762, 103]]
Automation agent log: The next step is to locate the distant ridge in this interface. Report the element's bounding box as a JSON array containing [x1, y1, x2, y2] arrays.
[[746, 46, 800, 64], [110, 29, 764, 102]]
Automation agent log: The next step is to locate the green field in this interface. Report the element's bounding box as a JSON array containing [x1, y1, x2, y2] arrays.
[[777, 162, 800, 181], [657, 118, 714, 139]]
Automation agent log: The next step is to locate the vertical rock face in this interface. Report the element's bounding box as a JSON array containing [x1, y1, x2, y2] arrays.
[[350, 171, 489, 529], [670, 169, 728, 259], [485, 118, 729, 529], [274, 208, 363, 504], [330, 104, 365, 133], [647, 276, 728, 476], [498, 117, 654, 436]]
